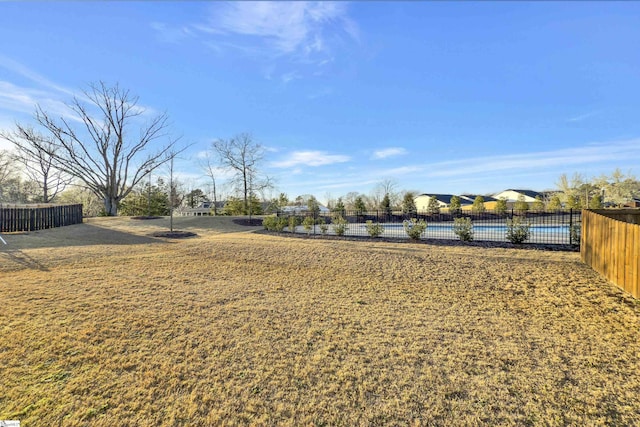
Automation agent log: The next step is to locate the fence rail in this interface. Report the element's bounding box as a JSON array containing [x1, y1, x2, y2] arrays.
[[0, 204, 83, 232], [581, 209, 640, 298], [274, 209, 582, 246]]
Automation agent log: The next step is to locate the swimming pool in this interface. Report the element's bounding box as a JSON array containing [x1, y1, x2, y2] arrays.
[[379, 223, 570, 234]]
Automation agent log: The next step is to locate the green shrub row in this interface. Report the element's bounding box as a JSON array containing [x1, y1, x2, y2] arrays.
[[265, 215, 538, 245]]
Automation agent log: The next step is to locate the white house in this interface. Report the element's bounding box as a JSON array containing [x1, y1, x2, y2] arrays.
[[415, 194, 462, 211], [492, 189, 542, 203]]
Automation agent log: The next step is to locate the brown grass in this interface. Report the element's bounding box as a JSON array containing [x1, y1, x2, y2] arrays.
[[1, 218, 639, 426]]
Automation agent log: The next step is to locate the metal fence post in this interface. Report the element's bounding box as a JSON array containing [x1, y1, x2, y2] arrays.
[[569, 208, 573, 246]]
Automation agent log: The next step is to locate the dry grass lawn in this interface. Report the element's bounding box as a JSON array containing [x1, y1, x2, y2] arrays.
[[1, 217, 639, 426]]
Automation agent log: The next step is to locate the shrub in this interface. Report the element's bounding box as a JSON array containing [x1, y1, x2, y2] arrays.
[[365, 220, 384, 238], [452, 217, 473, 241], [506, 216, 531, 244], [288, 215, 299, 233], [332, 215, 348, 236], [302, 216, 315, 235], [403, 218, 427, 240], [318, 218, 329, 235], [262, 216, 287, 232]]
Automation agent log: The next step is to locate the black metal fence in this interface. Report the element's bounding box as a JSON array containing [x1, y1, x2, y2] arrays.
[[0, 204, 84, 232], [274, 209, 582, 246]]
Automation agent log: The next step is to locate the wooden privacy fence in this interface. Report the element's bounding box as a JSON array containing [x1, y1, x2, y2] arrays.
[[581, 209, 640, 298], [0, 204, 83, 232]]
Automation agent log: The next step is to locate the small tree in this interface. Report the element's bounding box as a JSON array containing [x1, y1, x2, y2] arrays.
[[302, 216, 315, 235], [354, 196, 366, 214], [449, 195, 461, 215], [566, 194, 582, 210], [514, 194, 529, 214], [380, 193, 392, 216], [333, 197, 346, 217], [427, 196, 440, 214], [223, 197, 244, 215], [532, 195, 545, 211], [119, 179, 169, 216], [185, 189, 208, 208], [471, 196, 486, 214], [589, 194, 603, 209], [495, 198, 508, 216], [288, 215, 299, 233], [401, 192, 417, 215], [547, 195, 562, 211]]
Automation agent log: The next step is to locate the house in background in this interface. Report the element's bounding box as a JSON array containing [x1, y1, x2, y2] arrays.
[[459, 194, 499, 210], [415, 194, 465, 211], [178, 201, 225, 216], [624, 198, 640, 208], [492, 189, 542, 203]]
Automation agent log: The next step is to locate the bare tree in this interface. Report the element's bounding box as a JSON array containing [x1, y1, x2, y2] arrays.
[[200, 150, 221, 215], [1, 126, 72, 202], [0, 150, 17, 202], [19, 82, 178, 215], [0, 150, 14, 187], [370, 178, 398, 209], [213, 133, 270, 215]]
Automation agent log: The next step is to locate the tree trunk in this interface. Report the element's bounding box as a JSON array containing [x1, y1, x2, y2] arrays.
[[104, 197, 118, 216]]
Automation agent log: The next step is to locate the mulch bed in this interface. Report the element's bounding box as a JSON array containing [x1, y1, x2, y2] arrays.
[[150, 231, 198, 239], [255, 229, 579, 252]]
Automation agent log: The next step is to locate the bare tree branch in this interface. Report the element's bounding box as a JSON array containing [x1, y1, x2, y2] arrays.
[[1, 126, 73, 202], [18, 82, 180, 215], [213, 133, 271, 215]]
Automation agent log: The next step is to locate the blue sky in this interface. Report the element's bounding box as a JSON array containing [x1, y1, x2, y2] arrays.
[[1, 2, 640, 203]]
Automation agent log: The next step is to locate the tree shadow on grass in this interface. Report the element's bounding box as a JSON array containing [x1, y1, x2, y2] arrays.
[[0, 223, 165, 251], [0, 249, 50, 271]]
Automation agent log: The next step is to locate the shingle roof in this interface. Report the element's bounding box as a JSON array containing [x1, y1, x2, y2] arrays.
[[505, 189, 542, 199]]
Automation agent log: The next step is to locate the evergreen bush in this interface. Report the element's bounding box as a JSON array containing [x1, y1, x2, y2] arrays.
[[403, 218, 427, 240], [365, 220, 384, 238], [333, 216, 348, 236], [452, 217, 474, 241], [506, 216, 531, 244]]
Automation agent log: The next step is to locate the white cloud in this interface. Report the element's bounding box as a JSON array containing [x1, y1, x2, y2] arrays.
[[0, 80, 79, 122], [150, 22, 195, 44], [567, 111, 599, 123], [424, 139, 640, 178], [271, 150, 350, 168], [371, 147, 408, 160], [206, 2, 354, 56]]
